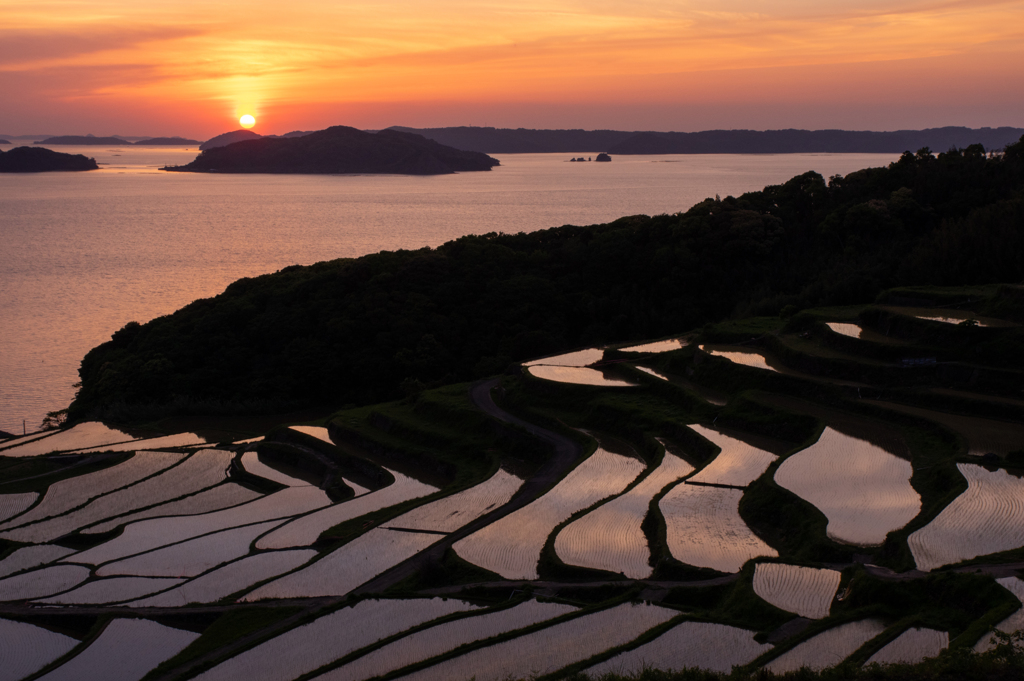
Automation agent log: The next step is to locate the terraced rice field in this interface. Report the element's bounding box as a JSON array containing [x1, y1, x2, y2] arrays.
[[68, 432, 206, 453], [0, 492, 36, 523], [974, 577, 1024, 652], [127, 550, 318, 607], [384, 468, 523, 533], [866, 628, 948, 665], [36, 618, 200, 681], [67, 486, 331, 565], [524, 348, 604, 366], [1, 450, 233, 543], [660, 484, 777, 573], [257, 471, 437, 549], [0, 544, 75, 578], [0, 564, 90, 601], [619, 339, 687, 353], [0, 422, 135, 457], [315, 600, 577, 681], [752, 563, 841, 619], [586, 621, 772, 676], [701, 347, 778, 372], [0, 430, 57, 452], [399, 602, 678, 681], [765, 620, 886, 673], [774, 427, 920, 546], [454, 447, 646, 579], [83, 483, 263, 534], [908, 464, 1024, 571], [288, 426, 333, 443], [686, 425, 778, 488], [37, 576, 184, 604], [97, 520, 285, 577], [918, 315, 989, 326], [555, 452, 694, 578], [241, 452, 315, 487], [0, 451, 184, 530], [194, 598, 478, 681], [0, 617, 79, 681], [526, 365, 637, 387], [826, 322, 863, 338], [636, 366, 672, 381], [244, 527, 439, 600]]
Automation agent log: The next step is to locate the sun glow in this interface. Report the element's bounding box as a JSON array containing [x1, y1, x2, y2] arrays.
[[239, 114, 256, 128]]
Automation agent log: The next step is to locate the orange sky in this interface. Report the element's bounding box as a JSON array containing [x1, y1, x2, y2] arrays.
[[1, 0, 1023, 137]]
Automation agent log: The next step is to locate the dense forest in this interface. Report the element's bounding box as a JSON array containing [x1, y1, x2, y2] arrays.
[[69, 138, 1024, 422]]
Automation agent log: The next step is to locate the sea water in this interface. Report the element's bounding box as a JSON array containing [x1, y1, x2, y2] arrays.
[[0, 145, 897, 431]]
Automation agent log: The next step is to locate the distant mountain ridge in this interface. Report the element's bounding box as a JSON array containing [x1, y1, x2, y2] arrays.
[[36, 135, 129, 145], [167, 126, 499, 175], [199, 129, 317, 150], [35, 135, 201, 146], [390, 125, 1024, 155], [134, 136, 201, 145]]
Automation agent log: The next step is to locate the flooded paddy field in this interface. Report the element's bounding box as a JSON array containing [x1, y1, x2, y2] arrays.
[[685, 425, 778, 488], [526, 365, 638, 387], [660, 483, 777, 572], [36, 618, 200, 681], [586, 620, 771, 675], [764, 619, 886, 673], [555, 451, 693, 578], [866, 627, 948, 665], [398, 603, 677, 681], [909, 464, 1024, 571], [37, 575, 186, 605], [752, 563, 841, 619], [774, 427, 920, 546], [0, 422, 136, 457], [315, 600, 576, 681], [453, 445, 645, 579], [1, 450, 184, 530], [83, 483, 262, 533], [0, 564, 90, 601], [256, 471, 437, 549], [700, 346, 779, 372], [2, 284, 1024, 680], [194, 598, 478, 681], [0, 617, 78, 680], [128, 549, 318, 606], [1, 449, 233, 543]]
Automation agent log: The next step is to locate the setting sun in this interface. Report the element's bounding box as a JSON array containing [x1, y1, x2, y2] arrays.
[[239, 114, 256, 129]]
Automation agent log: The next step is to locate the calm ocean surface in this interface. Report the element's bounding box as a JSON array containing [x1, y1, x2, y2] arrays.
[[0, 145, 898, 433]]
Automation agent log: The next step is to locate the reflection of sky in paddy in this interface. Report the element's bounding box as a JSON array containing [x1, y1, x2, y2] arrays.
[[524, 348, 604, 367], [619, 338, 686, 353], [526, 365, 636, 387], [825, 322, 862, 338], [701, 347, 777, 372]]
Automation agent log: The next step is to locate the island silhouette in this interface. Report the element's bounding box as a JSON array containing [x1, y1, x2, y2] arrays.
[[0, 146, 98, 172], [166, 126, 499, 175]]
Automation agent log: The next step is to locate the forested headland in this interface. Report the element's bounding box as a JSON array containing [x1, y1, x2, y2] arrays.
[[0, 146, 98, 172], [164, 126, 499, 175], [68, 138, 1024, 422]]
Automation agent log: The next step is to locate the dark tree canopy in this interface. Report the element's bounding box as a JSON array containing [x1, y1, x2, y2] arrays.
[[70, 137, 1024, 421]]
